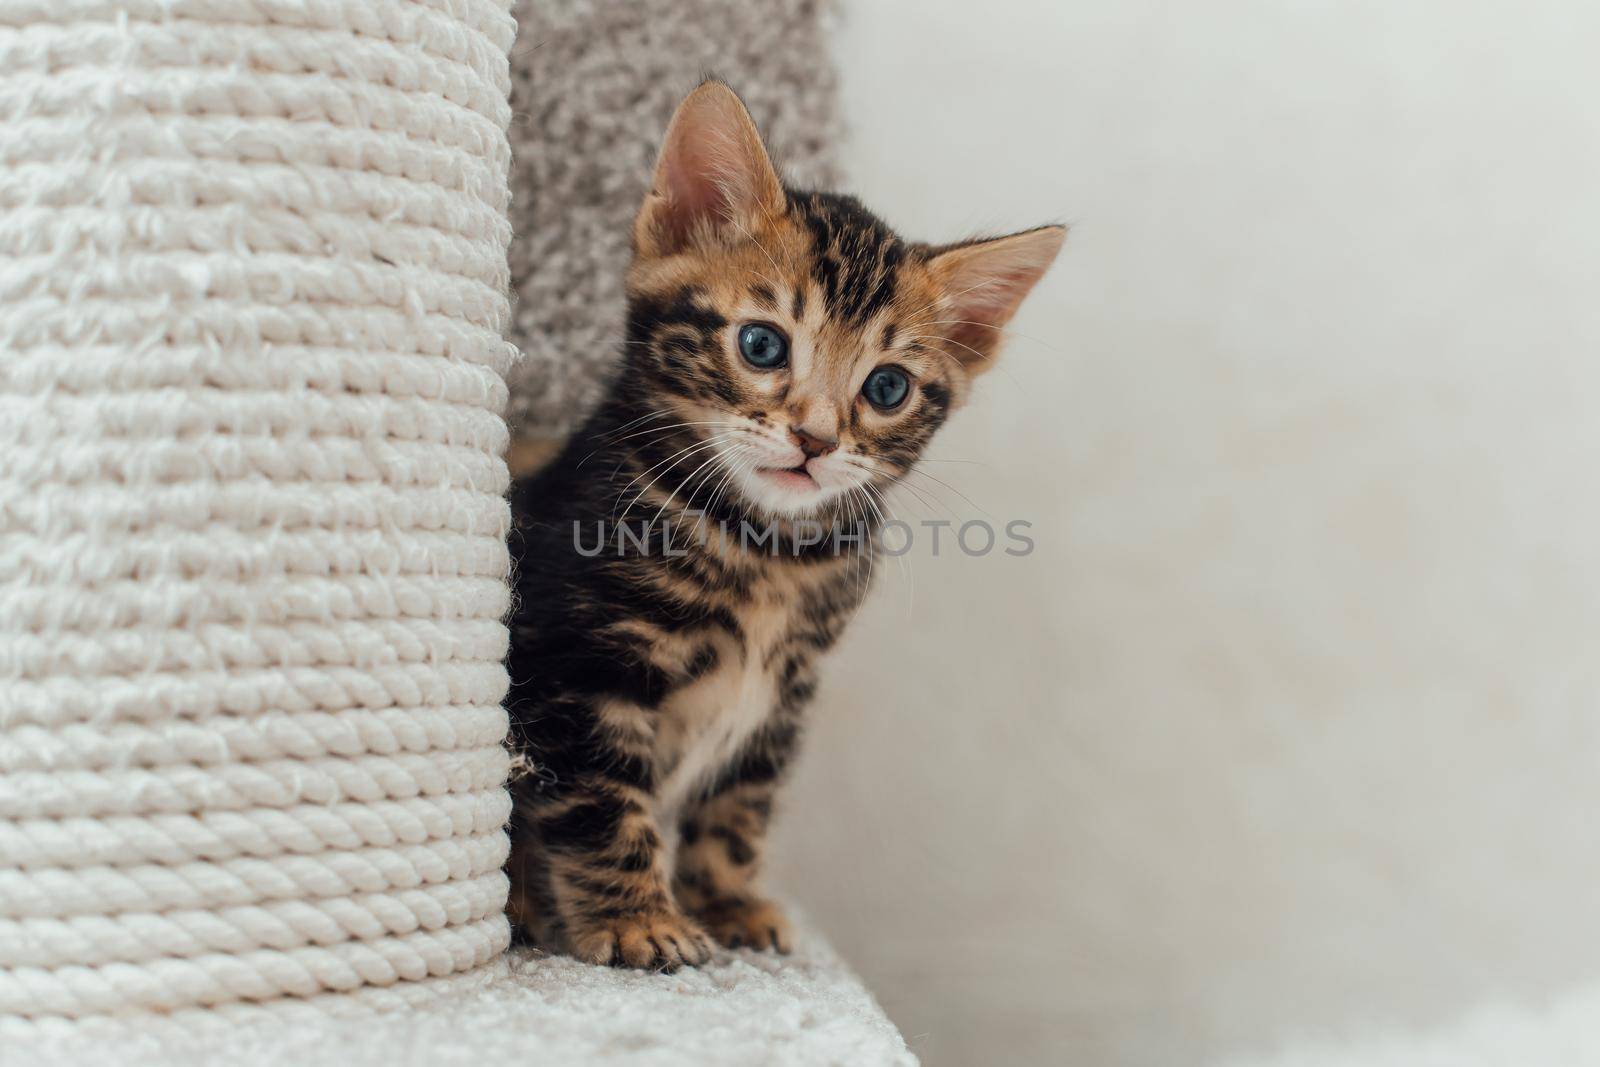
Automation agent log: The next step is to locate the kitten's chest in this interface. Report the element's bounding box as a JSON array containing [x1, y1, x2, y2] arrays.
[[652, 582, 807, 817]]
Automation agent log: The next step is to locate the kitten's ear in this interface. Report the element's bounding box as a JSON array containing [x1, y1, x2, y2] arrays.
[[634, 81, 785, 258], [924, 225, 1065, 373]]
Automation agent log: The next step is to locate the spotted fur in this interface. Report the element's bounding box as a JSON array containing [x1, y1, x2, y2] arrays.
[[505, 80, 1063, 969]]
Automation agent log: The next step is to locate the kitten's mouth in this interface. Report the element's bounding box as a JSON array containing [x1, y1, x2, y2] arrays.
[[755, 462, 818, 492]]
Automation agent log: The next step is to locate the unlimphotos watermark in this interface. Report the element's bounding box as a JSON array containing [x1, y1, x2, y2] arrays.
[[570, 514, 1035, 557]]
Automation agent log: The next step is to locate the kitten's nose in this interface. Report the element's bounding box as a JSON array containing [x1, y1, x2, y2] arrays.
[[790, 426, 837, 459]]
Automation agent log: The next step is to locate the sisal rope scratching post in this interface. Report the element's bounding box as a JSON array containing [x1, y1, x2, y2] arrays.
[[0, 0, 519, 1029]]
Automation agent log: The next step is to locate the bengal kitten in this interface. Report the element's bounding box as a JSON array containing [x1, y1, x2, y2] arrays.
[[505, 81, 1062, 969]]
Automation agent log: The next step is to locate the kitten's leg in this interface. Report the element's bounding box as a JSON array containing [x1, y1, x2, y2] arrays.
[[505, 805, 560, 947], [673, 724, 800, 953], [510, 704, 714, 971]]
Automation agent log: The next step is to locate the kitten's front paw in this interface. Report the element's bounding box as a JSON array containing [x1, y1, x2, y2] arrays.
[[568, 909, 715, 971], [694, 896, 793, 953]]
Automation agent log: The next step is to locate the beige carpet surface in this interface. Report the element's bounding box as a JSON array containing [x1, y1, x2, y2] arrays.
[[1, 924, 914, 1066]]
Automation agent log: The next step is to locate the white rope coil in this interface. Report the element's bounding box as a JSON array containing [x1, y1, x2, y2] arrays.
[[0, 964, 500, 1043], [0, 749, 511, 819], [2, 834, 511, 918], [3, 791, 514, 871], [2, 704, 510, 770], [0, 0, 518, 1026], [0, 915, 510, 1017], [0, 872, 510, 966]]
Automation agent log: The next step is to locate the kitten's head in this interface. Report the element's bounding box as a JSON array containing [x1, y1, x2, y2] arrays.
[[621, 80, 1063, 520]]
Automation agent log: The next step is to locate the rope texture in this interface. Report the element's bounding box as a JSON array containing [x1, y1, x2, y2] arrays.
[[0, 0, 518, 1024]]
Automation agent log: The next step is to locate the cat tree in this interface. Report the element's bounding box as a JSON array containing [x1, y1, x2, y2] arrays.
[[0, 0, 520, 1025], [0, 0, 909, 1060]]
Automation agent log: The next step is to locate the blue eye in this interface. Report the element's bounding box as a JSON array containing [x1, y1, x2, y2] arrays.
[[737, 323, 788, 369], [862, 366, 911, 410]]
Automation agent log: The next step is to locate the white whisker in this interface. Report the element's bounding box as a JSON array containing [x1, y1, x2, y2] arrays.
[[613, 432, 740, 518], [579, 418, 724, 468], [858, 479, 912, 617], [904, 466, 988, 519]]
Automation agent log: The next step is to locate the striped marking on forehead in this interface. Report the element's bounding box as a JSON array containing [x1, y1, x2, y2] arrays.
[[789, 190, 906, 328], [749, 282, 778, 311]]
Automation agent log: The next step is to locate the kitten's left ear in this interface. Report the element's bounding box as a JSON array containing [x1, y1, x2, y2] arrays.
[[635, 80, 785, 258], [924, 225, 1066, 373]]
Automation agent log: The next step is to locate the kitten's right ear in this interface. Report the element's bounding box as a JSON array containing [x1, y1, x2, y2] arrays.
[[634, 80, 785, 258], [924, 225, 1065, 373]]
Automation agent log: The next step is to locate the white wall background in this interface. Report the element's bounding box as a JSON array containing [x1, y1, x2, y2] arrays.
[[770, 2, 1600, 1064]]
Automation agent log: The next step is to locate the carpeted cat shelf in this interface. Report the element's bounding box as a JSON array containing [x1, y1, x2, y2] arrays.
[[0, 0, 911, 1062]]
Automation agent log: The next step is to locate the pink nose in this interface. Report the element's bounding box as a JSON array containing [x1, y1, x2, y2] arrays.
[[790, 427, 837, 458]]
